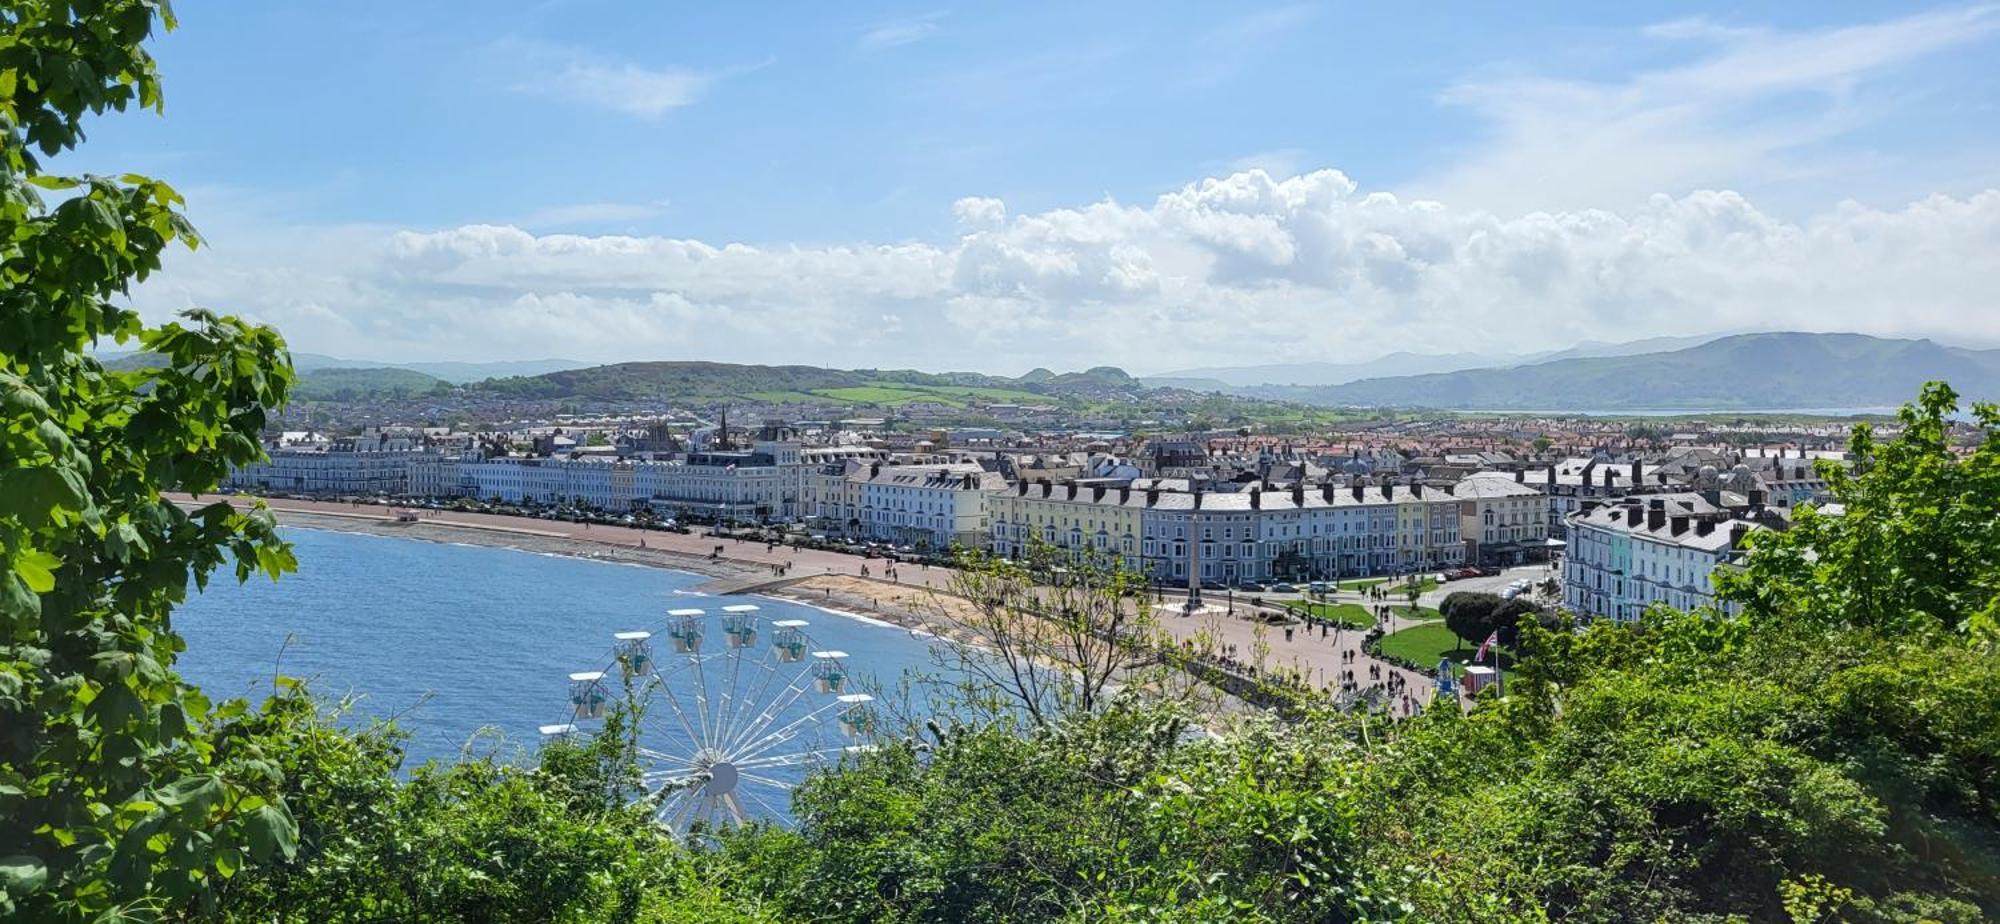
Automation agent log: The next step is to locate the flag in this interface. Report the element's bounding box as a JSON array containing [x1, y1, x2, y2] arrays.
[[1474, 630, 1501, 664]]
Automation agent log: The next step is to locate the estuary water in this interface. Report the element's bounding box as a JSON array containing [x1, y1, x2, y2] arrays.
[[174, 527, 944, 770]]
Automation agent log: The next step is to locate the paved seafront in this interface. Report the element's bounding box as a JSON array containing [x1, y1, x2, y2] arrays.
[[173, 493, 1465, 714]]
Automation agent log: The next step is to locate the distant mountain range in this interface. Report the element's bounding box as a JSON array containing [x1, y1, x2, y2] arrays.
[[1256, 332, 2000, 411], [1147, 334, 1724, 388], [99, 332, 1994, 413], [100, 350, 590, 385], [285, 353, 590, 384], [466, 361, 1144, 406]]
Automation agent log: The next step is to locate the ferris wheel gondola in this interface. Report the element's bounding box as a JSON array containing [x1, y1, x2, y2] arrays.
[[553, 604, 875, 837]]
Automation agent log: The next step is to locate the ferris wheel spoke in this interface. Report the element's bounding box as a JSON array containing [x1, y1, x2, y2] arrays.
[[646, 678, 708, 754], [688, 648, 720, 752], [721, 672, 821, 756], [722, 791, 750, 825], [657, 787, 698, 833], [738, 784, 790, 820], [738, 770, 798, 790], [717, 644, 801, 756], [731, 697, 849, 766], [735, 746, 851, 771], [715, 633, 750, 745]]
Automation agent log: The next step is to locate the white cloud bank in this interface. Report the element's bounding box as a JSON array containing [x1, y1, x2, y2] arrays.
[[131, 169, 2000, 373]]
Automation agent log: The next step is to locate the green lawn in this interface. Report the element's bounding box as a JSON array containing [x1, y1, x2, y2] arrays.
[[1373, 623, 1514, 681], [741, 389, 833, 403], [810, 386, 968, 407], [865, 380, 1050, 404], [1340, 576, 1439, 595], [1279, 601, 1374, 628], [1387, 605, 1443, 621]]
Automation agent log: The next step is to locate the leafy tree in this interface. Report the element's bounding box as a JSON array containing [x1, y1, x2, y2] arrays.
[[930, 542, 1203, 727], [0, 3, 299, 918], [1441, 591, 1504, 646], [1719, 381, 2000, 636]]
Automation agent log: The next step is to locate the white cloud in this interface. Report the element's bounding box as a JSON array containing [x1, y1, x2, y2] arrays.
[[1421, 5, 2000, 215], [952, 196, 1007, 229], [859, 13, 945, 51], [496, 39, 724, 118], [131, 168, 2000, 374]]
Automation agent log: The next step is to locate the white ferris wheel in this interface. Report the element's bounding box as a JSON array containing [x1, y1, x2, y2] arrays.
[[542, 603, 877, 837]]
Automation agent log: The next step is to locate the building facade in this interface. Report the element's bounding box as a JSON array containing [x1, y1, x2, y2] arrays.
[[1561, 494, 1761, 622]]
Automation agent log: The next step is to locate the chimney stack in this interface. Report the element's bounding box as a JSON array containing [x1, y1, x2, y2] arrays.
[[1119, 487, 1130, 503], [1514, 468, 1525, 483], [1729, 523, 1750, 548], [1250, 488, 1262, 509], [1091, 485, 1105, 502], [1146, 488, 1159, 505], [1696, 520, 1715, 537], [1351, 483, 1364, 502], [1193, 491, 1204, 510], [1647, 507, 1666, 531], [1670, 515, 1689, 535], [1321, 483, 1334, 502], [1292, 483, 1306, 505], [1630, 459, 1641, 484]]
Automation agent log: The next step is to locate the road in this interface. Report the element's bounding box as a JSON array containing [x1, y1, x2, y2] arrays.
[[178, 493, 1487, 714]]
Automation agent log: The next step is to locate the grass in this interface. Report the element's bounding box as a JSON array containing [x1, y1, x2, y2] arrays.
[[741, 389, 832, 403], [810, 386, 968, 407], [1279, 601, 1374, 628], [865, 380, 1050, 404], [1373, 623, 1514, 682], [1339, 576, 1440, 595], [1387, 605, 1443, 621]]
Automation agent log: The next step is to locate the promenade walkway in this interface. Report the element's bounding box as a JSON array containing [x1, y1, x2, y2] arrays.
[[175, 493, 1458, 715]]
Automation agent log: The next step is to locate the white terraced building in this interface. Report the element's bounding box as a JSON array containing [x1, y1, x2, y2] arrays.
[[852, 462, 1008, 551], [1561, 494, 1764, 623], [989, 479, 1465, 586]]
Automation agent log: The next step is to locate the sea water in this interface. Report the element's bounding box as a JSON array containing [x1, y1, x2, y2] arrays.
[[173, 527, 945, 772]]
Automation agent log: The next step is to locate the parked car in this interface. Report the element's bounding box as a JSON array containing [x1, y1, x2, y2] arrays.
[[1270, 582, 1298, 593]]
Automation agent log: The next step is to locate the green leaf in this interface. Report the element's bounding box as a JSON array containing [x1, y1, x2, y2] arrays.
[[213, 846, 240, 880], [0, 854, 47, 895], [12, 549, 59, 594], [243, 804, 297, 863]]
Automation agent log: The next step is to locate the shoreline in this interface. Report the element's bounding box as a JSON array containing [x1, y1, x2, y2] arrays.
[[260, 507, 950, 636]]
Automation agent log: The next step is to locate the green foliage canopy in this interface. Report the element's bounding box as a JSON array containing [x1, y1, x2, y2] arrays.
[[0, 3, 299, 918]]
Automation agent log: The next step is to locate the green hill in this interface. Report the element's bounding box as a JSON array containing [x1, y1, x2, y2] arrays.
[[1283, 332, 2000, 411], [292, 367, 448, 401], [467, 361, 1141, 406]]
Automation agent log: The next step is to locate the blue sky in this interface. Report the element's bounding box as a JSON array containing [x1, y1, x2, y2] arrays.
[[85, 2, 2000, 372]]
